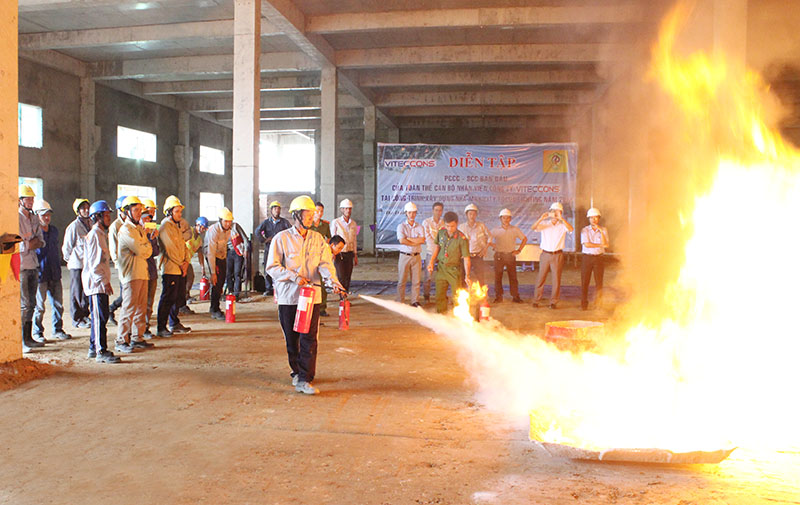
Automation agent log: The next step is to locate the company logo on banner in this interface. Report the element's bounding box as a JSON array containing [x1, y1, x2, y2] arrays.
[[376, 143, 578, 251]]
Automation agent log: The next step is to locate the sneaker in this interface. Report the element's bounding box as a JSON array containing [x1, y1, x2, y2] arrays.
[[170, 323, 191, 334], [108, 314, 117, 326], [492, 297, 503, 304], [143, 330, 154, 339], [295, 381, 319, 395], [319, 310, 329, 317], [114, 343, 135, 354], [22, 344, 33, 354], [549, 303, 557, 309], [211, 311, 226, 321], [54, 330, 72, 340], [131, 340, 154, 349], [512, 297, 524, 303], [156, 328, 174, 338], [291, 374, 299, 386], [410, 302, 422, 308], [75, 319, 91, 329], [96, 351, 121, 364], [32, 333, 47, 344], [87, 350, 96, 359], [532, 303, 539, 308]]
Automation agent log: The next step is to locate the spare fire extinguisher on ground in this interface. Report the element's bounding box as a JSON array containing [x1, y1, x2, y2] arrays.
[[293, 286, 315, 333], [338, 296, 350, 330], [474, 298, 490, 322], [199, 276, 210, 301], [225, 294, 236, 323]]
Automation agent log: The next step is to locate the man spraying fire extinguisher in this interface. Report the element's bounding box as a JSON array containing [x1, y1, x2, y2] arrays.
[[266, 195, 345, 395]]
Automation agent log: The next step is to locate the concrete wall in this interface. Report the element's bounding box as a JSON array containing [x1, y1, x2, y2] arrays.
[[1, 0, 20, 363], [187, 116, 234, 221], [18, 59, 81, 236]]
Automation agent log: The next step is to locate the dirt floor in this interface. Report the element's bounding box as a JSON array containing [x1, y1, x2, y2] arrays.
[[1, 258, 797, 504]]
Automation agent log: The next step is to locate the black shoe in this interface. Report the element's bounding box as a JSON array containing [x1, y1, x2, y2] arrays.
[[75, 319, 91, 329], [108, 314, 117, 326], [512, 297, 524, 303], [170, 323, 191, 334], [143, 330, 154, 339], [211, 311, 225, 321], [581, 304, 588, 311], [320, 310, 329, 317], [549, 303, 557, 309], [54, 330, 72, 340], [115, 343, 135, 354], [492, 297, 503, 304], [266, 290, 274, 296], [131, 340, 154, 349], [532, 303, 539, 308], [411, 302, 422, 308], [96, 351, 121, 364], [179, 306, 195, 315], [156, 328, 174, 338], [32, 333, 47, 344], [424, 295, 430, 302], [87, 350, 97, 359]]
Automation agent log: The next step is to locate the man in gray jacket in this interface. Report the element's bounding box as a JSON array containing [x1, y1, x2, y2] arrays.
[[62, 198, 92, 329], [18, 185, 45, 353]]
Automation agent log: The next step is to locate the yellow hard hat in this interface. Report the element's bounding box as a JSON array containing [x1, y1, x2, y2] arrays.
[[73, 198, 90, 215], [290, 195, 316, 213], [163, 195, 184, 215], [18, 185, 35, 198], [268, 200, 282, 208], [122, 196, 143, 210], [219, 207, 234, 221], [142, 198, 157, 209]]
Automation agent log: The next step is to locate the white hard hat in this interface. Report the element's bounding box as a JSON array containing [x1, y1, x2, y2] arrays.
[[33, 199, 53, 214], [403, 202, 418, 212], [499, 208, 512, 217], [587, 207, 601, 218], [464, 203, 478, 213], [549, 202, 564, 211], [339, 198, 353, 208]]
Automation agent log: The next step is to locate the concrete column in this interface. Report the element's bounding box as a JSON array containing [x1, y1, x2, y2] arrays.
[[79, 77, 98, 201], [0, 0, 20, 362], [232, 0, 260, 234], [319, 66, 338, 213], [362, 106, 376, 254], [174, 111, 193, 210]]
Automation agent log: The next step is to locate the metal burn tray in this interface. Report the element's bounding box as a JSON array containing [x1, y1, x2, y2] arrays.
[[533, 440, 736, 464]]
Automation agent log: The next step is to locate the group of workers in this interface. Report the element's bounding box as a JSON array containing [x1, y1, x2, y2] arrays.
[[395, 201, 609, 313]]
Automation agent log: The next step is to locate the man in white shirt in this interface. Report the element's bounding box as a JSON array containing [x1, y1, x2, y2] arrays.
[[490, 208, 527, 303], [458, 203, 490, 288], [330, 199, 358, 292], [421, 202, 444, 302], [396, 202, 425, 307], [531, 202, 574, 308], [580, 207, 609, 310]]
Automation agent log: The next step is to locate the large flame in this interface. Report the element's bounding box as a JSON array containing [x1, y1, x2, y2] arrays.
[[366, 2, 800, 457]]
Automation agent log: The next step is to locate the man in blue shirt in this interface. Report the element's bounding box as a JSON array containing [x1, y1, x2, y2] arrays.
[[32, 199, 71, 343], [255, 201, 291, 295]]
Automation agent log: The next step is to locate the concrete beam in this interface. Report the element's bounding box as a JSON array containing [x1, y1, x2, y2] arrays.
[[337, 44, 623, 69], [215, 107, 362, 120], [19, 20, 281, 50], [90, 52, 318, 80], [261, 0, 396, 129], [355, 68, 602, 88], [396, 116, 572, 129], [375, 90, 591, 107], [307, 5, 644, 33], [142, 75, 321, 96], [19, 0, 151, 11], [18, 48, 88, 77], [229, 117, 364, 130], [186, 93, 361, 113], [384, 104, 582, 117]]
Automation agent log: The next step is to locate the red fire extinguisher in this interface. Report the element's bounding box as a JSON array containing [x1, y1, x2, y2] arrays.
[[479, 299, 491, 322], [225, 294, 236, 323], [338, 298, 350, 330], [293, 286, 315, 333], [199, 276, 210, 301]]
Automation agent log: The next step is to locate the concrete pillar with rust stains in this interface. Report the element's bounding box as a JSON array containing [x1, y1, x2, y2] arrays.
[[362, 106, 376, 254]]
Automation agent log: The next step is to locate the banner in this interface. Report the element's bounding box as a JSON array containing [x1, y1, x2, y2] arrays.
[[376, 143, 578, 251]]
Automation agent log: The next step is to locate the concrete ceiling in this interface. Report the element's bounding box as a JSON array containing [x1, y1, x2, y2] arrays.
[[18, 0, 659, 132]]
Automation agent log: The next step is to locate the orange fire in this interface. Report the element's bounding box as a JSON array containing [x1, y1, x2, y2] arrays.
[[442, 3, 800, 454]]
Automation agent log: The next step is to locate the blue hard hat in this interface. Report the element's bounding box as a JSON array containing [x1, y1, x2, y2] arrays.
[[89, 200, 112, 216], [115, 196, 127, 209], [195, 216, 209, 228]]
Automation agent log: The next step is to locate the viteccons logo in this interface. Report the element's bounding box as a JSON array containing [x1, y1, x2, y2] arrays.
[[382, 159, 437, 169]]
